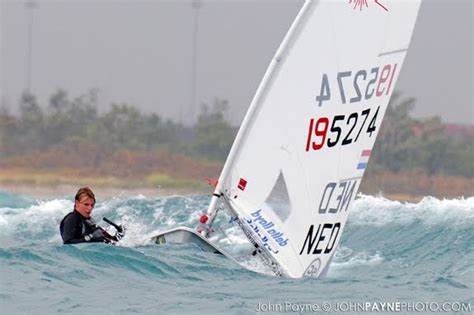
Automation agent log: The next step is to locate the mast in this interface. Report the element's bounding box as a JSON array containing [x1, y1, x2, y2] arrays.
[[205, 0, 315, 229]]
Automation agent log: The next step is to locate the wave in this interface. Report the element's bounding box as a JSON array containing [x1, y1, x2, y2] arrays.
[[1, 191, 472, 314], [1, 192, 472, 277], [349, 194, 474, 227], [1, 192, 472, 245]]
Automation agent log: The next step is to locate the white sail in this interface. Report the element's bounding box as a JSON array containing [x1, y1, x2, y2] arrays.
[[208, 0, 422, 278]]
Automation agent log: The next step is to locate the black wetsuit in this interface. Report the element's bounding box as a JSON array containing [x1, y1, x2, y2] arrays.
[[60, 210, 108, 244]]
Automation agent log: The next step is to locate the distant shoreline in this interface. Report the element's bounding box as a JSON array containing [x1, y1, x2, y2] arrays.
[[0, 183, 430, 203], [1, 169, 471, 202], [0, 183, 208, 200]]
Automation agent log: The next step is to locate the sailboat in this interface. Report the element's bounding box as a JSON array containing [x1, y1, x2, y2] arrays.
[[152, 0, 422, 278]]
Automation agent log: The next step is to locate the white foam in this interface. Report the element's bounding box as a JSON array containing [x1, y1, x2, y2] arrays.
[[349, 194, 474, 227], [115, 213, 153, 247], [333, 246, 384, 267], [134, 194, 147, 200], [0, 199, 71, 234], [218, 226, 250, 246], [237, 254, 276, 277]]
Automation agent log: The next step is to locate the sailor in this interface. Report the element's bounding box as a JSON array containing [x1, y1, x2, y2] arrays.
[[60, 187, 123, 244]]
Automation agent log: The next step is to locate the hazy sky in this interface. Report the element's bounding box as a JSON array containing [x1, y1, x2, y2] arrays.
[[1, 0, 473, 125]]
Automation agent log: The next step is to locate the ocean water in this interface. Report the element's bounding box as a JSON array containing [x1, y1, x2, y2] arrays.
[[0, 191, 473, 314]]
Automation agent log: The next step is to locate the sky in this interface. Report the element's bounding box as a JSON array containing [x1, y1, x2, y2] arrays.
[[1, 0, 473, 126]]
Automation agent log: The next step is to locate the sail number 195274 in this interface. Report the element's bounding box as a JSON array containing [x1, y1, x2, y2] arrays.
[[316, 63, 398, 106], [305, 106, 379, 151]]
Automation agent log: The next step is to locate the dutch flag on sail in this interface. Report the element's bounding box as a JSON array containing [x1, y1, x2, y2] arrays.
[[357, 150, 371, 170]]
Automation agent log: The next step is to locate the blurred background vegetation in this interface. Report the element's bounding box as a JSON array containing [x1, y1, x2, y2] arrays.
[[0, 89, 472, 199]]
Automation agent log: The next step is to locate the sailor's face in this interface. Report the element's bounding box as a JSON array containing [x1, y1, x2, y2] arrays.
[[75, 196, 95, 218]]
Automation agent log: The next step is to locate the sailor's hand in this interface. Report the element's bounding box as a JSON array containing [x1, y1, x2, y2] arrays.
[[85, 228, 105, 242], [115, 228, 125, 241]]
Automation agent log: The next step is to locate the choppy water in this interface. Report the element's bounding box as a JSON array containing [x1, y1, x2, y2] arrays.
[[0, 191, 473, 314]]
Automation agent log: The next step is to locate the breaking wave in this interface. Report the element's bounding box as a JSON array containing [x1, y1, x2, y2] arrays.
[[1, 192, 472, 313]]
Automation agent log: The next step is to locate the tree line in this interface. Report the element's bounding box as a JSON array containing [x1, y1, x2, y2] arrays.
[[0, 89, 236, 163], [0, 89, 472, 178], [370, 92, 473, 177]]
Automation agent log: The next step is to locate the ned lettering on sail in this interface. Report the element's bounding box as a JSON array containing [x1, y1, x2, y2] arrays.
[[319, 180, 358, 214], [299, 222, 341, 255]]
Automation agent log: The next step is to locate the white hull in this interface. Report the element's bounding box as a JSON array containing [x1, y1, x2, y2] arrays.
[[152, 226, 233, 259]]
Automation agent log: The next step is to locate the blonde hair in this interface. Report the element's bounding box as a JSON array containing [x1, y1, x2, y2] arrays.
[[74, 187, 96, 203]]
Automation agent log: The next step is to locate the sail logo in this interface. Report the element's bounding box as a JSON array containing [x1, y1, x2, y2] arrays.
[[349, 0, 389, 12], [249, 209, 288, 247], [303, 258, 321, 278]]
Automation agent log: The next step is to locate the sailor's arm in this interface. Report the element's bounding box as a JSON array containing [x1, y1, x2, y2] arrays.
[[61, 216, 106, 244], [61, 215, 88, 244], [64, 228, 108, 244]]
